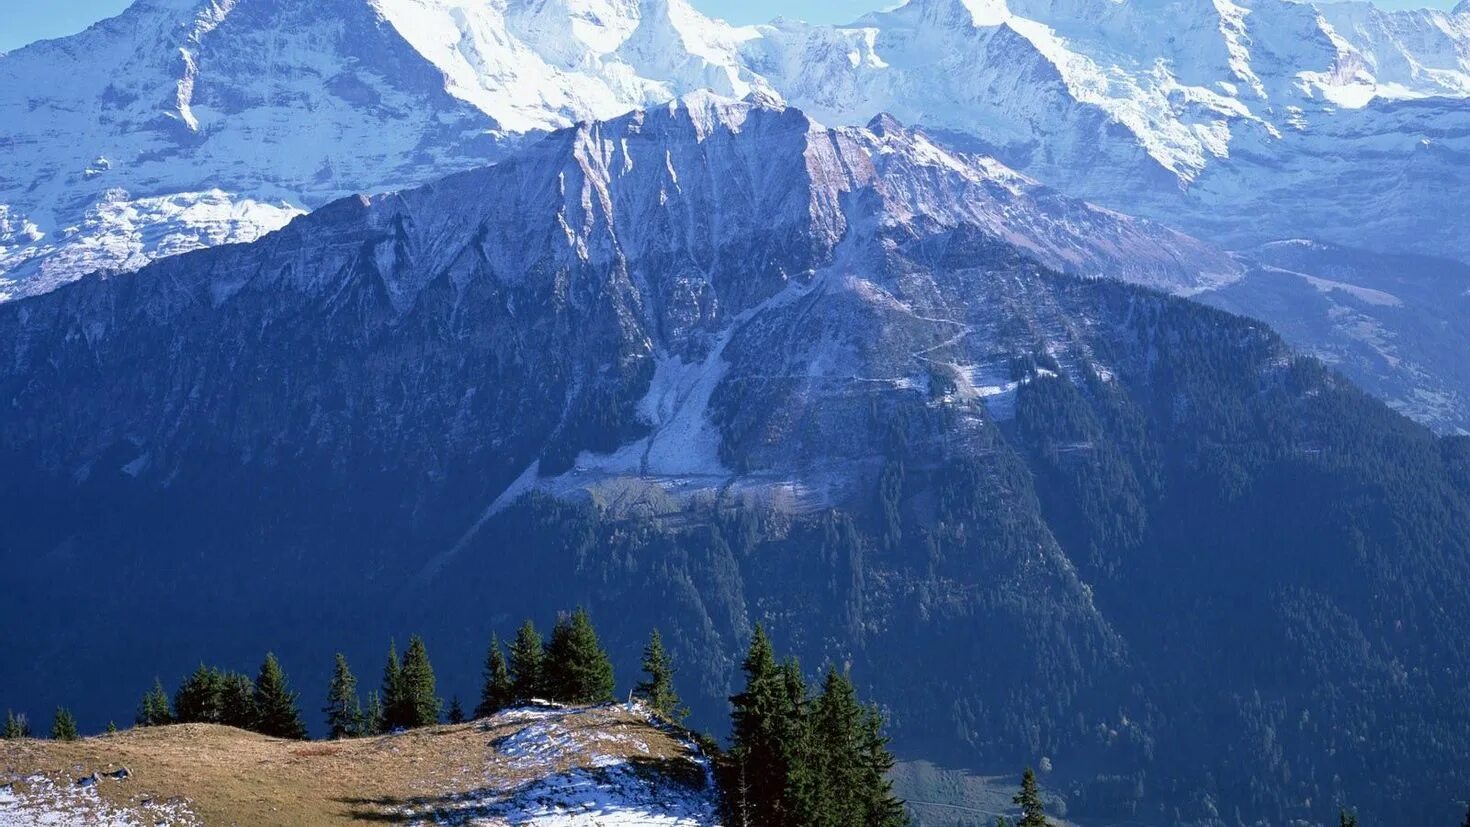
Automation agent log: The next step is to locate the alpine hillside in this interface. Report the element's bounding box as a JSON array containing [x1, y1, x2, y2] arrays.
[[2, 97, 1469, 826]]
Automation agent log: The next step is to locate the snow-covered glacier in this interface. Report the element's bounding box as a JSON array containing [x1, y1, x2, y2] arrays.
[[2, 0, 1468, 299]]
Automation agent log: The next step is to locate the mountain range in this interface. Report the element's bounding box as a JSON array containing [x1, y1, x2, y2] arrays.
[[3, 95, 1469, 826], [4, 0, 1470, 437]]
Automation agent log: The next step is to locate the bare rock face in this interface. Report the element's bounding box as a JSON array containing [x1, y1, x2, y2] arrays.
[[0, 95, 1235, 494]]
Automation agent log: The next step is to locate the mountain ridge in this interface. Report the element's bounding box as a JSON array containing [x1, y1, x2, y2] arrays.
[[3, 0, 1468, 301], [4, 91, 1470, 826]]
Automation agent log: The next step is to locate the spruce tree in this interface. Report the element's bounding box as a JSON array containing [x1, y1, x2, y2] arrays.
[[380, 640, 404, 731], [858, 702, 908, 826], [253, 652, 307, 740], [398, 635, 441, 728], [219, 671, 258, 730], [324, 653, 364, 739], [475, 633, 514, 718], [4, 709, 25, 739], [1014, 768, 1050, 827], [136, 679, 172, 727], [364, 691, 384, 736], [50, 707, 79, 741], [509, 620, 544, 702], [634, 629, 685, 721], [1339, 808, 1358, 827], [174, 663, 224, 724], [1462, 804, 1470, 827], [727, 625, 800, 827], [542, 608, 615, 705], [106, 721, 118, 734], [447, 696, 465, 724]]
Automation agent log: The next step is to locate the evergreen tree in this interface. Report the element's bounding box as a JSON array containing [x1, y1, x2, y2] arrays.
[[174, 663, 224, 723], [509, 620, 544, 702], [135, 679, 172, 727], [856, 697, 907, 826], [634, 629, 685, 721], [1461, 804, 1470, 827], [996, 819, 1013, 827], [363, 690, 384, 736], [380, 640, 404, 731], [1014, 769, 1050, 827], [726, 625, 801, 827], [219, 671, 258, 730], [4, 709, 27, 739], [1339, 808, 1358, 827], [542, 608, 615, 705], [105, 721, 118, 734], [790, 667, 903, 826], [252, 652, 307, 740], [398, 635, 441, 729], [475, 633, 514, 718], [447, 696, 465, 724], [50, 707, 78, 741], [323, 653, 364, 739]]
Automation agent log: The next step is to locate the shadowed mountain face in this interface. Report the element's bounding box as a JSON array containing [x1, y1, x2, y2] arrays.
[[2, 99, 1469, 826]]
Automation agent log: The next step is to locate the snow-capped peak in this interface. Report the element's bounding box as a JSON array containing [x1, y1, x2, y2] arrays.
[[892, 0, 1012, 28], [3, 0, 1470, 299]]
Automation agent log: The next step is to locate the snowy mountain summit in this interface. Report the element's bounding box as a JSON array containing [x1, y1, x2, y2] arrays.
[[2, 0, 1468, 299]]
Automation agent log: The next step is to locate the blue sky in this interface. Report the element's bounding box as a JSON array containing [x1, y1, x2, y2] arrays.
[[1, 0, 1460, 54]]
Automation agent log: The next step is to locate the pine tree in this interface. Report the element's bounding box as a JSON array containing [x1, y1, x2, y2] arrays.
[[174, 663, 224, 724], [106, 721, 118, 735], [509, 620, 544, 702], [398, 635, 441, 729], [253, 652, 307, 740], [219, 671, 258, 730], [364, 691, 384, 736], [4, 709, 25, 739], [793, 667, 905, 827], [1339, 808, 1358, 827], [634, 629, 685, 721], [447, 696, 465, 724], [1014, 768, 1050, 827], [136, 678, 172, 727], [857, 702, 908, 826], [324, 653, 364, 739], [50, 707, 78, 741], [542, 608, 615, 705], [475, 633, 514, 718], [996, 819, 1012, 827], [726, 625, 801, 827], [380, 640, 404, 731], [1461, 804, 1470, 827]]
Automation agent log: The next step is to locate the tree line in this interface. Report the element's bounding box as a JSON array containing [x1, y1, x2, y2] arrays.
[[2, 610, 923, 826]]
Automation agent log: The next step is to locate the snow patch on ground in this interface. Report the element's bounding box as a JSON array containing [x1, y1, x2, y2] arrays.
[[400, 704, 719, 826], [0, 774, 199, 826]]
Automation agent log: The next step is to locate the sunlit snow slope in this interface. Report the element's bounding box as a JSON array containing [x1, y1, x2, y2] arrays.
[[2, 0, 1468, 298]]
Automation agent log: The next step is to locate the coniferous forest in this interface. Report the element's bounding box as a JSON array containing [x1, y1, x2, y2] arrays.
[[3, 611, 935, 826]]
